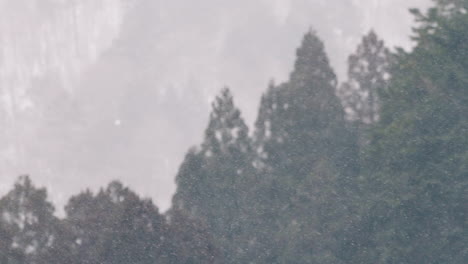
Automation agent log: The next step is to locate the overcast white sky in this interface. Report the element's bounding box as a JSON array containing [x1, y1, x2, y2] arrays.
[[0, 0, 431, 213]]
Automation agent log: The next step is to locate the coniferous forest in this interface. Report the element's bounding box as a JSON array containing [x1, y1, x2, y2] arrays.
[[0, 1, 467, 263]]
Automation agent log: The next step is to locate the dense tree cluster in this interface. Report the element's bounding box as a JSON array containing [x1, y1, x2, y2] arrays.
[[0, 177, 220, 264], [0, 0, 466, 262]]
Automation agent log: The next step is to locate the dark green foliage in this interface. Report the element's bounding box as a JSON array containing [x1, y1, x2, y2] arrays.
[[0, 216, 24, 264], [0, 177, 220, 264], [339, 30, 391, 124], [0, 176, 59, 264], [172, 87, 253, 262], [165, 209, 221, 263], [249, 30, 358, 263], [341, 2, 468, 263], [63, 181, 168, 264], [60, 181, 220, 264], [1, 2, 467, 263], [255, 31, 355, 178], [171, 32, 358, 263]]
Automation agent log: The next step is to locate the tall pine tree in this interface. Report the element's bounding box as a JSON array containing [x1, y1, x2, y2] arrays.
[[0, 176, 60, 264], [63, 181, 168, 264], [171, 87, 253, 263], [340, 2, 468, 263], [339, 30, 391, 124], [251, 30, 358, 263], [255, 30, 356, 181]]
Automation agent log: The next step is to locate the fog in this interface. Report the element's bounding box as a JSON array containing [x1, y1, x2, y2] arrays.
[[0, 0, 430, 212]]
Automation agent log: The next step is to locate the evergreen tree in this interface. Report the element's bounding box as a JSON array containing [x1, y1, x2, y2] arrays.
[[255, 30, 356, 180], [0, 176, 59, 264], [341, 2, 468, 263], [339, 31, 391, 124], [165, 209, 221, 263], [171, 87, 253, 263], [251, 30, 358, 263], [0, 221, 24, 264], [63, 181, 168, 264]]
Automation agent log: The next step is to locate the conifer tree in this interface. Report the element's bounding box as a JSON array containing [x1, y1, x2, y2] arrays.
[[341, 2, 468, 263], [251, 30, 358, 263], [0, 176, 59, 264], [172, 87, 253, 262], [165, 209, 221, 264], [255, 30, 355, 179], [63, 181, 168, 264], [339, 30, 391, 124], [0, 221, 24, 263]]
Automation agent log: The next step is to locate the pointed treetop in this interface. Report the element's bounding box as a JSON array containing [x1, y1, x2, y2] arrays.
[[210, 87, 235, 118], [202, 87, 250, 155], [291, 29, 336, 89], [340, 29, 390, 123], [348, 29, 389, 81]]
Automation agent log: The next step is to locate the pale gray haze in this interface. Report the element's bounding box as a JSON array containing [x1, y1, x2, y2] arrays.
[[0, 0, 430, 213]]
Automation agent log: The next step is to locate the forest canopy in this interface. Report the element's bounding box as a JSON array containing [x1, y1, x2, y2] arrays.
[[0, 1, 466, 263]]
